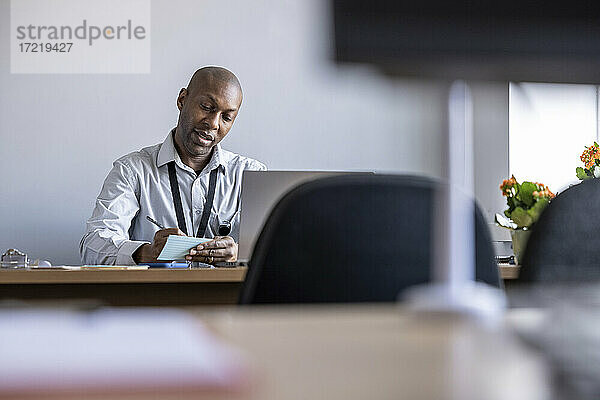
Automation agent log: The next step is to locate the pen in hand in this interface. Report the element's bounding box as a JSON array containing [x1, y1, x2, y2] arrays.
[[146, 215, 166, 230]]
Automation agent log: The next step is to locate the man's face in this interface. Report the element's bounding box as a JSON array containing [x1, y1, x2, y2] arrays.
[[175, 79, 242, 158]]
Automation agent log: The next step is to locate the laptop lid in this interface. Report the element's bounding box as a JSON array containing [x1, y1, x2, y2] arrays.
[[237, 171, 361, 262]]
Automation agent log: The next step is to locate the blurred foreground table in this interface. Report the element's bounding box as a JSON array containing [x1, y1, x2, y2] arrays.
[[3, 305, 549, 400], [0, 268, 246, 306], [193, 305, 548, 400]]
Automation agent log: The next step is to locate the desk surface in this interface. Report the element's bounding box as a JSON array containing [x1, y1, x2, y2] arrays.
[[0, 264, 516, 284], [0, 267, 247, 284], [10, 305, 548, 400], [499, 263, 520, 280]]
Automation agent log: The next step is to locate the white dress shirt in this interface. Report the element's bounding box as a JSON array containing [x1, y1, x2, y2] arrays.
[[80, 130, 266, 265]]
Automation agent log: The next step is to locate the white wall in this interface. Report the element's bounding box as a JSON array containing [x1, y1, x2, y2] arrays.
[[510, 82, 597, 193], [472, 82, 509, 222], [0, 0, 507, 264]]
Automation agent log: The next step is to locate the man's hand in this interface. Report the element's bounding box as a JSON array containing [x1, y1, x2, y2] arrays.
[[133, 228, 185, 263], [186, 236, 238, 264]]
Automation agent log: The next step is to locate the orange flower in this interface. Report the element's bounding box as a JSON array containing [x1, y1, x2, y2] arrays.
[[532, 188, 555, 199], [499, 175, 518, 197], [580, 143, 600, 170], [499, 176, 554, 199]]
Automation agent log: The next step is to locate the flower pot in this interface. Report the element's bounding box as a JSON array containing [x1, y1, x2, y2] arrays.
[[510, 229, 531, 265]]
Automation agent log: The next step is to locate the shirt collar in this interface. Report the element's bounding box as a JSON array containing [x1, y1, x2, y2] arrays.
[[157, 128, 226, 175]]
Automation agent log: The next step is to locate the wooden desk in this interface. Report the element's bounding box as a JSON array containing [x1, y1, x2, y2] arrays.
[[499, 263, 520, 280], [1, 264, 516, 306], [0, 268, 246, 306], [1, 267, 516, 283]]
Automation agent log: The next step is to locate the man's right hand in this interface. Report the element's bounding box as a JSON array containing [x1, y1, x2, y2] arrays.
[[133, 228, 185, 263]]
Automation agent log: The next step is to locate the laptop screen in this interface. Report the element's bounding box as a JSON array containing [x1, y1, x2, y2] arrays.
[[237, 171, 358, 261]]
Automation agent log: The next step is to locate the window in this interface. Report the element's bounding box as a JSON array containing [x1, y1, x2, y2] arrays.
[[509, 82, 598, 194]]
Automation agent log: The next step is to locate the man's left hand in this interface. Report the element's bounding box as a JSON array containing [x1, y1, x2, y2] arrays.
[[186, 236, 238, 264]]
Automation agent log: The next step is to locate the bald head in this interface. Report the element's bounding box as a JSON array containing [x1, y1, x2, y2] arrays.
[[186, 66, 242, 102]]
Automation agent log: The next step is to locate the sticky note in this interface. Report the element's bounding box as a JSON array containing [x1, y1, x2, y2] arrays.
[[157, 235, 212, 260]]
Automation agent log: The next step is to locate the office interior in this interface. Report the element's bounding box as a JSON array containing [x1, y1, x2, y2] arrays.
[[1, 1, 599, 399]]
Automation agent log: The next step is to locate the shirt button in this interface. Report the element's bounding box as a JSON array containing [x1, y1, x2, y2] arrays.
[[195, 209, 201, 214]]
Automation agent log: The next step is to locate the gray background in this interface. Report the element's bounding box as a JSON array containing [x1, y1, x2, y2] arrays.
[[0, 0, 507, 264]]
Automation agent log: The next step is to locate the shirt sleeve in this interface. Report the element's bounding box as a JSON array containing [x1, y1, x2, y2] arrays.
[[79, 160, 149, 265], [249, 159, 267, 171]]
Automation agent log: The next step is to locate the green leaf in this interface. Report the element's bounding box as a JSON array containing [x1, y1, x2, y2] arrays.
[[510, 207, 534, 228], [506, 197, 517, 212], [519, 182, 537, 207], [527, 198, 549, 223], [576, 167, 591, 180]]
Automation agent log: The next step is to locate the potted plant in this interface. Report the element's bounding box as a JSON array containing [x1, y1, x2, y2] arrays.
[[576, 142, 600, 180], [496, 175, 555, 264]]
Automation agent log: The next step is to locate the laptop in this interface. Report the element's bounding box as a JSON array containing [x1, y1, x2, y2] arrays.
[[221, 171, 366, 266]]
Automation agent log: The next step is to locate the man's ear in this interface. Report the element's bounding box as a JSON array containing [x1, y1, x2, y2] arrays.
[[177, 88, 187, 111]]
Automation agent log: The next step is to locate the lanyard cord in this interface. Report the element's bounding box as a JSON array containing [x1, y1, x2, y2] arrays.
[[167, 161, 218, 238]]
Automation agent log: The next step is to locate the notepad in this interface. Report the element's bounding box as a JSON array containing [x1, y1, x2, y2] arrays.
[[157, 235, 212, 260]]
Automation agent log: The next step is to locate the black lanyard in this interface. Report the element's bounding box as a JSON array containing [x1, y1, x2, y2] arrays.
[[167, 161, 218, 238]]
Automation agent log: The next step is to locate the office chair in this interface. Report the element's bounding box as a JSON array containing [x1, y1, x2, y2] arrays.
[[520, 179, 600, 282], [239, 174, 500, 304]]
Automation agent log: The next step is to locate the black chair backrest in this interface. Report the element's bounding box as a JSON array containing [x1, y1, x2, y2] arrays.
[[520, 179, 600, 282], [239, 174, 500, 304]]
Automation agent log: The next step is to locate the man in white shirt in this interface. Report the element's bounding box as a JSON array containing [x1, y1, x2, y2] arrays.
[[80, 66, 266, 265]]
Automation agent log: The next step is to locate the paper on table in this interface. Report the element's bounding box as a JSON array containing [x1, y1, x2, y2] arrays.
[[157, 235, 212, 260], [0, 308, 248, 395], [81, 265, 149, 270]]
